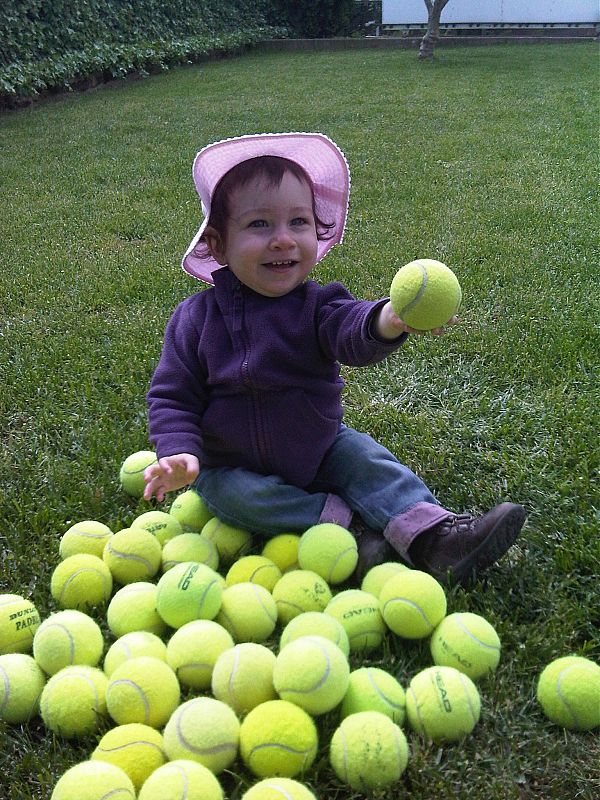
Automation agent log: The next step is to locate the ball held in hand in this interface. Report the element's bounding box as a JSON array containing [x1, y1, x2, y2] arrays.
[[390, 258, 461, 331]]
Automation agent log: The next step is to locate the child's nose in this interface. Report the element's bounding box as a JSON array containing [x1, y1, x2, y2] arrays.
[[270, 225, 295, 249]]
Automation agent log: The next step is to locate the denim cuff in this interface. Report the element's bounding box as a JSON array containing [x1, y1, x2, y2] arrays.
[[383, 502, 451, 564], [319, 493, 353, 529]]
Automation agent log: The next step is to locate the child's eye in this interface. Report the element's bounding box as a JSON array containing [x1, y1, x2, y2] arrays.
[[248, 219, 268, 228], [291, 217, 309, 226]]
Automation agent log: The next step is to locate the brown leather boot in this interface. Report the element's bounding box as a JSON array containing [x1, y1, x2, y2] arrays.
[[350, 516, 397, 583], [408, 502, 526, 585]]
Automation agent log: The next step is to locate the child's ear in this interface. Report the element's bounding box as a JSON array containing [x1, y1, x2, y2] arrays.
[[203, 226, 227, 265]]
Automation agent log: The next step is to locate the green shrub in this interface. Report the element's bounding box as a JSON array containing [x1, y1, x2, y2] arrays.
[[268, 0, 356, 38]]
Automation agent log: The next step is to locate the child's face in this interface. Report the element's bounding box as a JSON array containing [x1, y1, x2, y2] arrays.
[[208, 171, 319, 297]]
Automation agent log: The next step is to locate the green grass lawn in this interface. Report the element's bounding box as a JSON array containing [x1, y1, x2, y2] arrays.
[[1, 42, 599, 799]]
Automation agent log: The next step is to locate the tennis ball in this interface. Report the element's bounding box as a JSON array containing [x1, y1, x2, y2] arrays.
[[330, 710, 409, 790], [361, 561, 410, 599], [166, 619, 234, 688], [163, 696, 240, 773], [138, 759, 224, 800], [0, 653, 46, 723], [261, 534, 301, 573], [536, 655, 600, 730], [119, 450, 158, 497], [33, 610, 103, 675], [106, 581, 166, 637], [51, 554, 113, 610], [131, 510, 183, 546], [272, 570, 332, 625], [104, 631, 167, 676], [280, 611, 350, 658], [40, 665, 108, 737], [106, 656, 180, 728], [430, 612, 501, 680], [390, 258, 462, 331], [103, 527, 162, 584], [242, 778, 317, 800], [169, 490, 213, 532], [92, 723, 167, 790], [240, 699, 318, 778], [216, 582, 278, 643], [59, 520, 113, 559], [273, 635, 350, 715], [50, 761, 135, 800], [0, 593, 41, 654], [161, 532, 219, 572], [156, 562, 223, 629], [379, 570, 447, 639], [325, 589, 386, 652], [406, 665, 481, 741], [212, 643, 277, 715], [201, 517, 253, 565], [226, 555, 282, 591], [340, 667, 406, 724], [297, 523, 358, 584]]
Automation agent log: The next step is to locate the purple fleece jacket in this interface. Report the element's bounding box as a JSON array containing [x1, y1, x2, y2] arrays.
[[147, 267, 407, 488]]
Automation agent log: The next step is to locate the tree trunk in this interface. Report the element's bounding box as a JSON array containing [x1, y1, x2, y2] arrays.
[[419, 0, 452, 60]]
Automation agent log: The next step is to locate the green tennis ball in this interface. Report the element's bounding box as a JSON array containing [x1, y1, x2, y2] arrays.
[[360, 562, 410, 599], [50, 761, 135, 800], [131, 511, 183, 547], [119, 450, 158, 497], [162, 533, 219, 572], [261, 534, 301, 573], [325, 589, 386, 652], [390, 258, 462, 331], [279, 611, 350, 658], [0, 593, 41, 654], [272, 570, 332, 625], [211, 642, 277, 715], [59, 520, 113, 559], [103, 527, 162, 585], [297, 523, 358, 584], [430, 612, 501, 680], [156, 562, 223, 629], [340, 667, 406, 724], [379, 570, 447, 639], [166, 619, 234, 689], [33, 610, 104, 675], [104, 631, 167, 677], [51, 554, 113, 610], [107, 582, 167, 638], [226, 555, 282, 592], [40, 665, 108, 737], [0, 653, 46, 723], [138, 759, 224, 800], [92, 723, 167, 790], [216, 582, 278, 643], [406, 665, 481, 741], [329, 710, 409, 790], [106, 656, 180, 729], [273, 635, 350, 715], [169, 490, 213, 532], [239, 699, 318, 779], [242, 778, 317, 800], [201, 518, 254, 566], [163, 696, 240, 773], [536, 655, 600, 730]]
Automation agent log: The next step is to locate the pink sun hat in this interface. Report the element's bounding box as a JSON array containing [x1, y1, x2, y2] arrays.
[[181, 132, 351, 284]]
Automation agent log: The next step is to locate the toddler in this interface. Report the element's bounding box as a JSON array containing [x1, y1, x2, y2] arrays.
[[144, 132, 525, 584]]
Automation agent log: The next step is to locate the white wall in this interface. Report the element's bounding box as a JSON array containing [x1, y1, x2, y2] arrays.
[[382, 1, 600, 25]]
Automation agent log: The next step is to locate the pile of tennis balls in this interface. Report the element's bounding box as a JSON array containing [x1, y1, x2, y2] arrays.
[[1, 451, 599, 800]]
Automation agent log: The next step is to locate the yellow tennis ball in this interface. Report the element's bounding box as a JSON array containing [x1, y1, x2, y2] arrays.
[[106, 656, 180, 728], [131, 510, 183, 546], [33, 610, 104, 675], [104, 631, 167, 676], [0, 593, 41, 654], [138, 759, 224, 800], [379, 570, 447, 639], [226, 555, 282, 592], [201, 517, 254, 565], [51, 554, 113, 610], [106, 582, 166, 638], [156, 562, 223, 629], [163, 697, 240, 773], [273, 635, 350, 715], [242, 778, 317, 800], [59, 520, 113, 559], [50, 761, 135, 800], [272, 570, 332, 625], [119, 450, 157, 497], [406, 665, 481, 741], [211, 642, 277, 715], [103, 527, 162, 585], [390, 258, 462, 331], [92, 723, 167, 790], [166, 619, 234, 689], [161, 532, 219, 572], [169, 490, 213, 532], [325, 589, 386, 652], [216, 583, 278, 643], [430, 612, 501, 680], [536, 656, 600, 731], [360, 562, 410, 599], [329, 710, 409, 790], [297, 523, 358, 584], [340, 667, 406, 724], [0, 653, 46, 723], [261, 534, 301, 573], [279, 611, 350, 658], [40, 665, 108, 737], [239, 699, 318, 778]]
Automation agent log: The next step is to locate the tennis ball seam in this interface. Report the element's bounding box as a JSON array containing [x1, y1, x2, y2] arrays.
[[454, 617, 501, 652], [56, 566, 112, 604], [396, 262, 428, 318], [105, 543, 157, 572], [276, 643, 332, 696], [108, 679, 151, 724], [457, 672, 480, 725], [38, 623, 76, 661], [95, 740, 164, 756], [381, 596, 437, 632], [556, 666, 584, 728], [0, 667, 11, 715], [366, 671, 405, 711], [174, 704, 238, 757]]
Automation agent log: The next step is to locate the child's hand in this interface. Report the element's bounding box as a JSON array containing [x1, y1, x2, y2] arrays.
[[376, 301, 458, 339], [143, 454, 200, 502]]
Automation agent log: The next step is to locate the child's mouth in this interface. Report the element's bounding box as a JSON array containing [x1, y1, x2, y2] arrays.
[[263, 260, 296, 270]]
